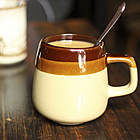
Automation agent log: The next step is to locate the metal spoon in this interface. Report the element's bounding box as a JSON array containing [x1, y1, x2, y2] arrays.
[[95, 2, 126, 46]]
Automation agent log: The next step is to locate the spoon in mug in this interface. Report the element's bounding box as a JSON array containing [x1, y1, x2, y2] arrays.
[[95, 2, 126, 46]]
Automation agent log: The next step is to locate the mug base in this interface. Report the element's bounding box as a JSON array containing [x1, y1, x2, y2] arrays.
[[0, 52, 27, 65], [51, 114, 104, 125], [55, 121, 85, 125]]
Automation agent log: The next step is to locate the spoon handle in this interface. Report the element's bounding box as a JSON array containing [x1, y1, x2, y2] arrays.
[[95, 2, 126, 46]]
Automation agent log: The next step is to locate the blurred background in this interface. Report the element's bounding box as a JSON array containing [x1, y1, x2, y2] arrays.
[[27, 0, 140, 70]]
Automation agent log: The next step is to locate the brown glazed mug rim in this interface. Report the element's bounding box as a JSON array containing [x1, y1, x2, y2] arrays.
[[35, 34, 106, 75], [39, 34, 105, 62]]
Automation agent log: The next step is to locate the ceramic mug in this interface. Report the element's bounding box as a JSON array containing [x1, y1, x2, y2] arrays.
[[32, 34, 138, 125], [0, 1, 27, 65]]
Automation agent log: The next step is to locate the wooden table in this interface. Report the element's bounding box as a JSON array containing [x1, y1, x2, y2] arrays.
[[0, 19, 140, 140]]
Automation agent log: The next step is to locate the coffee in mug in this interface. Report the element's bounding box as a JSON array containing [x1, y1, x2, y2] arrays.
[[33, 34, 138, 125]]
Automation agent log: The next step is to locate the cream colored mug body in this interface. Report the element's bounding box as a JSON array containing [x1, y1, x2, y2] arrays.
[[33, 34, 138, 125]]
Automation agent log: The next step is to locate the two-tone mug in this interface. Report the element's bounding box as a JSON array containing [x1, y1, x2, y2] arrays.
[[33, 34, 138, 125]]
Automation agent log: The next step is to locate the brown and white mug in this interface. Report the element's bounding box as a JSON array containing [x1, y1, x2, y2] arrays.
[[32, 34, 138, 125]]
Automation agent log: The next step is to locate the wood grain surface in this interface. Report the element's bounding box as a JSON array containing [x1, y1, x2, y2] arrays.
[[0, 19, 140, 140]]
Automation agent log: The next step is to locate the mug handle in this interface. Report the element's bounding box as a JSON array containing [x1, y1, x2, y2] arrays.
[[106, 54, 138, 98]]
